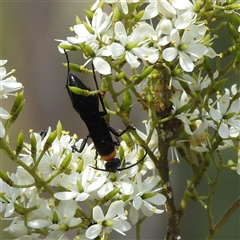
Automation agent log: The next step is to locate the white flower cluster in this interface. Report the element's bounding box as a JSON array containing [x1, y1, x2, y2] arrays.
[[0, 60, 22, 137], [57, 0, 239, 166], [1, 125, 166, 239], [57, 0, 214, 74]]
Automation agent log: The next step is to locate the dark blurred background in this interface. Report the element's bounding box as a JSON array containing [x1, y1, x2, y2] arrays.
[[0, 1, 239, 239]]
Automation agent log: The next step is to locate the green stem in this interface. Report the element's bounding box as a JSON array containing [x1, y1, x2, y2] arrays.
[[206, 197, 240, 239]]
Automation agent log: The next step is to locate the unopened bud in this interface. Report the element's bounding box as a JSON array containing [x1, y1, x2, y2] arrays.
[[103, 188, 120, 201], [56, 121, 63, 139], [10, 100, 25, 123], [30, 133, 37, 156], [115, 72, 126, 82], [85, 10, 94, 21], [134, 10, 144, 22], [60, 153, 72, 171], [0, 170, 13, 186], [16, 131, 24, 155], [213, 78, 228, 91], [175, 104, 191, 115], [75, 15, 81, 24], [11, 91, 24, 114], [121, 90, 132, 117], [76, 158, 84, 173], [139, 66, 153, 80], [146, 88, 154, 104], [142, 192, 156, 199], [44, 131, 57, 150]]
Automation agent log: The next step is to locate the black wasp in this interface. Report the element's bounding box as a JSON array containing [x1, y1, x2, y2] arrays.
[[64, 51, 146, 173]]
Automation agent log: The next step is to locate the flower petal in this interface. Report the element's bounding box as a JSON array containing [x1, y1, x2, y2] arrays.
[[93, 57, 111, 75]]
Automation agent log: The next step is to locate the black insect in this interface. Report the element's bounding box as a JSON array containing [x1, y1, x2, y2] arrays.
[[64, 51, 146, 172]]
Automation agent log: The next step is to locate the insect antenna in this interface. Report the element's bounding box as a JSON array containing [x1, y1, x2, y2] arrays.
[[117, 145, 147, 171]]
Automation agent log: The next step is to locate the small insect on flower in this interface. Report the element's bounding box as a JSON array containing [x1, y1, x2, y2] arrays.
[[64, 50, 147, 172]]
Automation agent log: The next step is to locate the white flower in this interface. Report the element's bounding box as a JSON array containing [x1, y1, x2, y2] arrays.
[[54, 168, 106, 201], [7, 219, 28, 238], [163, 28, 209, 72], [111, 21, 159, 68], [142, 1, 176, 20], [28, 199, 81, 239], [85, 200, 131, 239], [0, 60, 22, 137], [0, 107, 9, 138], [209, 94, 240, 139], [66, 8, 112, 75], [0, 179, 21, 217], [129, 174, 166, 224], [92, 0, 139, 14], [0, 60, 22, 99], [174, 1, 197, 29], [172, 72, 211, 91]]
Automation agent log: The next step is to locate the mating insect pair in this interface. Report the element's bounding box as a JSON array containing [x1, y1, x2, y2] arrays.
[[64, 51, 146, 173]]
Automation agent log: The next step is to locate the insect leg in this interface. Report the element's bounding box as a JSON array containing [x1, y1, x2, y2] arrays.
[[72, 134, 90, 153], [108, 125, 135, 137], [91, 62, 108, 116]]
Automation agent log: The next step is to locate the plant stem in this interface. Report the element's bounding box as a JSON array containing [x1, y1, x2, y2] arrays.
[[206, 197, 240, 239]]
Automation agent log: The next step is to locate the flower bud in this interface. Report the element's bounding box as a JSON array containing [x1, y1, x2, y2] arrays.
[[30, 133, 37, 156], [76, 158, 84, 173], [121, 90, 132, 117], [228, 23, 240, 43], [63, 62, 81, 73], [77, 179, 84, 192], [59, 44, 78, 51], [142, 192, 156, 199], [172, 68, 183, 76], [75, 15, 82, 24], [60, 153, 72, 171], [16, 131, 24, 155], [213, 78, 228, 91], [120, 195, 130, 202], [56, 121, 63, 139], [44, 131, 57, 150], [112, 7, 121, 25], [103, 188, 120, 201], [83, 44, 95, 58], [11, 91, 24, 114], [134, 10, 144, 22], [139, 66, 153, 80], [10, 100, 25, 123], [115, 72, 126, 82], [159, 19, 172, 34], [53, 210, 59, 224], [0, 170, 13, 186], [118, 145, 124, 160], [203, 56, 212, 75], [146, 88, 154, 105], [109, 172, 117, 182], [83, 21, 94, 34], [121, 134, 132, 148], [84, 10, 94, 21], [69, 86, 90, 96], [175, 103, 191, 115]]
